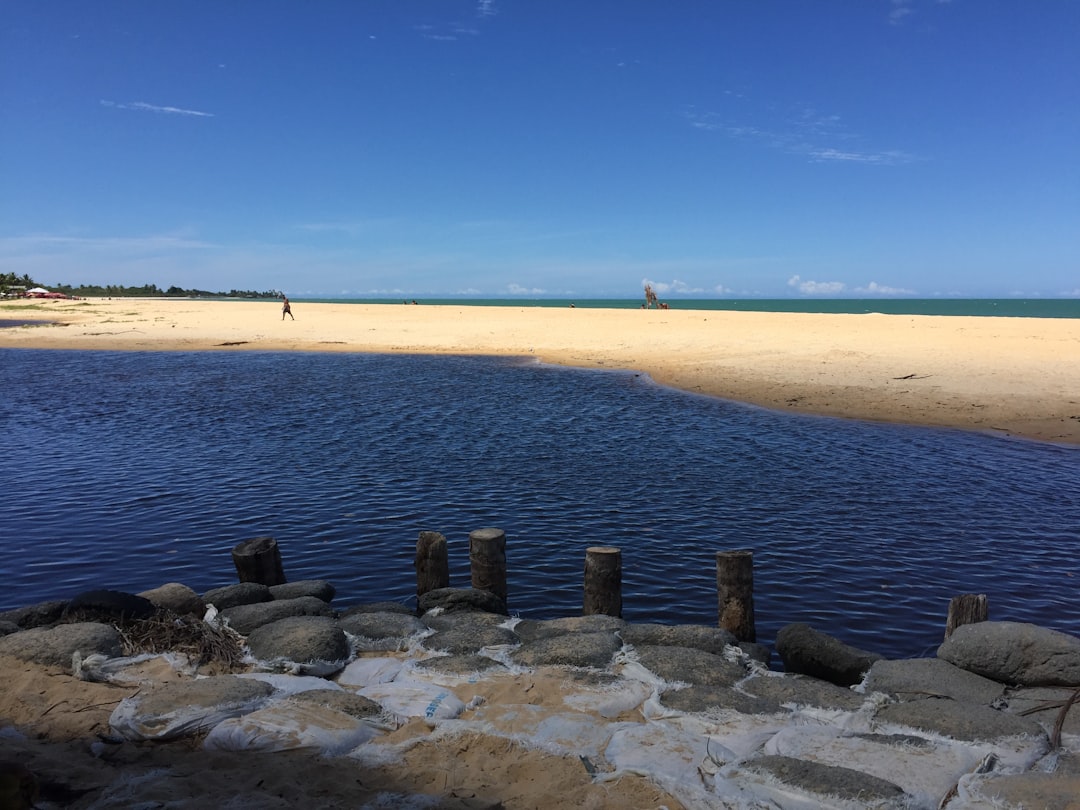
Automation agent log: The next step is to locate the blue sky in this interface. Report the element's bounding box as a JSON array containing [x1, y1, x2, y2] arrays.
[[2, 1, 1078, 299]]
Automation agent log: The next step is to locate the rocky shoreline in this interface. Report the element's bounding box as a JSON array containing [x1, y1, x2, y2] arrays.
[[2, 579, 1079, 809]]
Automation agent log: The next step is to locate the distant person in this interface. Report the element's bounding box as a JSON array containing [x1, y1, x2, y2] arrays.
[[282, 296, 294, 320]]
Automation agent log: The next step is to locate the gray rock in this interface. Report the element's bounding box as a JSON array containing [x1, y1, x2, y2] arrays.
[[268, 579, 336, 603], [339, 601, 415, 617], [423, 611, 510, 633], [203, 582, 273, 610], [512, 631, 622, 669], [138, 583, 206, 616], [417, 587, 507, 616], [339, 611, 428, 650], [64, 589, 157, 622], [0, 621, 123, 668], [287, 689, 383, 720], [0, 621, 18, 636], [633, 645, 747, 687], [875, 697, 1049, 743], [740, 674, 866, 712], [514, 615, 625, 643], [743, 755, 905, 804], [415, 654, 509, 676], [0, 600, 67, 629], [620, 623, 735, 654], [660, 684, 780, 715], [866, 658, 1006, 704], [938, 621, 1080, 686], [111, 676, 274, 741], [423, 622, 519, 655], [775, 623, 882, 687], [221, 596, 334, 636], [246, 616, 351, 674], [1003, 687, 1080, 738], [961, 771, 1080, 809]]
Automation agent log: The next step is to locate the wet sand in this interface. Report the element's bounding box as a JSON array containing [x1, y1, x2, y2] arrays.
[[2, 297, 1078, 445]]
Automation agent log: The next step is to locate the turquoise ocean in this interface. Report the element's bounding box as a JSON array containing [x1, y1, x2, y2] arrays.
[[290, 298, 1080, 318]]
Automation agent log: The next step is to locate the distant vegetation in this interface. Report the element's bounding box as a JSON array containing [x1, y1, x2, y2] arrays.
[[0, 272, 279, 299]]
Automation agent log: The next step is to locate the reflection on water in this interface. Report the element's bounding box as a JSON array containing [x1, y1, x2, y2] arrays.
[[3, 349, 1078, 659]]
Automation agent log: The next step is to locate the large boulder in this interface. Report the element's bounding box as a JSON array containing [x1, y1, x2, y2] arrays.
[[0, 600, 68, 629], [246, 616, 351, 676], [64, 589, 156, 623], [203, 582, 273, 610], [620, 623, 735, 655], [0, 622, 123, 669], [633, 645, 746, 687], [268, 580, 336, 603], [220, 596, 335, 636], [775, 623, 882, 687], [865, 658, 1006, 704], [339, 611, 428, 651], [138, 583, 206, 616], [937, 621, 1080, 686], [512, 631, 622, 669]]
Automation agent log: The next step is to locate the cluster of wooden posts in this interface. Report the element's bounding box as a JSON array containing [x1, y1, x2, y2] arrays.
[[232, 532, 988, 643]]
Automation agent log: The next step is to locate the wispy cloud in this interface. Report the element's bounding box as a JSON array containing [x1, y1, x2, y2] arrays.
[[642, 278, 706, 295], [788, 275, 846, 295], [416, 0, 497, 41], [686, 103, 917, 166], [507, 283, 546, 295], [788, 276, 917, 295], [476, 0, 498, 18], [100, 100, 214, 117]]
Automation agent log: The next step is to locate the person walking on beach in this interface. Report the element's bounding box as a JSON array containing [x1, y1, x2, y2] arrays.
[[282, 295, 294, 321]]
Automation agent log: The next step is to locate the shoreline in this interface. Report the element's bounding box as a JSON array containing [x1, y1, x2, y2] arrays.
[[2, 297, 1079, 445]]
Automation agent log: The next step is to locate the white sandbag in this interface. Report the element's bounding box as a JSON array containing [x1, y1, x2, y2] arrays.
[[562, 678, 654, 719], [204, 701, 382, 755], [109, 681, 272, 742], [358, 680, 466, 723], [763, 724, 982, 804], [464, 705, 630, 760], [336, 657, 404, 688], [236, 672, 345, 695]]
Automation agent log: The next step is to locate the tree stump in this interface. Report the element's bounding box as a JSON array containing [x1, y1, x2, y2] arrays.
[[469, 527, 507, 605], [415, 531, 450, 600], [231, 536, 286, 586], [945, 593, 988, 639], [716, 549, 755, 642], [583, 546, 622, 617]]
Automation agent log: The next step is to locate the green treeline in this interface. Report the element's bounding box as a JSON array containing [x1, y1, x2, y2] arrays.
[[0, 272, 279, 299]]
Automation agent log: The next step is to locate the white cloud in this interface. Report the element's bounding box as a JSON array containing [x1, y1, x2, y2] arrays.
[[507, 283, 545, 295], [685, 104, 917, 166], [788, 274, 846, 295], [476, 0, 497, 17], [641, 277, 705, 295], [855, 281, 917, 295], [100, 100, 213, 117]]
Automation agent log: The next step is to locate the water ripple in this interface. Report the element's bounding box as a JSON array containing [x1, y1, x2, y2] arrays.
[[2, 349, 1079, 659]]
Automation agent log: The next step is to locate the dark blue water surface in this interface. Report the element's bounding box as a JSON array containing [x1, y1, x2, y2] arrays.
[[3, 349, 1078, 660]]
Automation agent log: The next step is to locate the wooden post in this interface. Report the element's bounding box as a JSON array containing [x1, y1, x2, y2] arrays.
[[945, 593, 988, 639], [232, 536, 286, 586], [415, 531, 450, 600], [716, 549, 755, 642], [583, 546, 622, 617], [469, 527, 507, 605]]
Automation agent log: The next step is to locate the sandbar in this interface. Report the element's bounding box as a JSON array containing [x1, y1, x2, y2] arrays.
[[2, 297, 1078, 445]]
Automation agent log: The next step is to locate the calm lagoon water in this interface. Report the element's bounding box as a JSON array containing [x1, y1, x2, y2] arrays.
[[3, 348, 1078, 660]]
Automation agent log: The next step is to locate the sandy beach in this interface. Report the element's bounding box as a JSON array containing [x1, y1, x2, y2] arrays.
[[3, 297, 1078, 445]]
